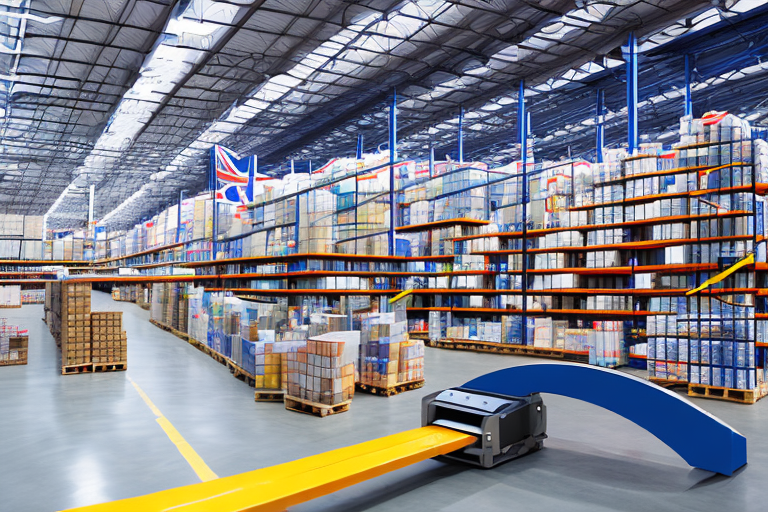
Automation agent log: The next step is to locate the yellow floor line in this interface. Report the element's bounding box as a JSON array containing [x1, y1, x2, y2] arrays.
[[128, 376, 218, 482]]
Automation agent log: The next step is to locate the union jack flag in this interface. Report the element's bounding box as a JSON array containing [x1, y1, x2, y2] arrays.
[[211, 145, 269, 205]]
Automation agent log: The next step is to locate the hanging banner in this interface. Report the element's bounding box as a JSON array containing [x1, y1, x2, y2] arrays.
[[210, 145, 269, 205]]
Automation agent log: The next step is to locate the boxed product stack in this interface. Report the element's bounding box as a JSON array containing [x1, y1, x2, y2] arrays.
[[0, 285, 21, 307], [61, 282, 92, 369], [90, 312, 127, 366], [251, 341, 281, 389], [359, 301, 424, 391], [21, 289, 45, 305], [0, 319, 27, 367], [284, 331, 359, 413], [0, 336, 28, 366]]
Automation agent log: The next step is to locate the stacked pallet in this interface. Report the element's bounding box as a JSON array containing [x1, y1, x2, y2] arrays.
[[47, 281, 128, 374], [91, 312, 127, 369], [61, 282, 92, 372], [0, 336, 28, 366], [284, 331, 358, 417], [358, 301, 425, 396]]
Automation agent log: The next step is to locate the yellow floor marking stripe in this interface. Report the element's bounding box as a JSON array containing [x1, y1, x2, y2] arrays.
[[128, 376, 218, 483], [63, 425, 475, 512]]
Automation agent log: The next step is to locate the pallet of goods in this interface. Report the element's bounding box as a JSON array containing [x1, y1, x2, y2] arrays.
[[0, 318, 28, 366], [358, 302, 425, 396], [61, 282, 92, 374], [284, 331, 358, 417], [90, 312, 127, 372], [47, 281, 129, 374]]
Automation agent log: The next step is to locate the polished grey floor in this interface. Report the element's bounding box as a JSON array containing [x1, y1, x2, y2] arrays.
[[0, 291, 766, 511]]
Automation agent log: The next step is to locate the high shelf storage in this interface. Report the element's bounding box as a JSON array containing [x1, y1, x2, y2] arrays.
[[80, 113, 768, 403]]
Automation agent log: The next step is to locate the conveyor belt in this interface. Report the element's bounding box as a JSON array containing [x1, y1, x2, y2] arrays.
[[64, 426, 475, 512]]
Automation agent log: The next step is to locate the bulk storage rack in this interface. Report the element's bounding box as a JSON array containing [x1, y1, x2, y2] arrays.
[[67, 126, 767, 403]]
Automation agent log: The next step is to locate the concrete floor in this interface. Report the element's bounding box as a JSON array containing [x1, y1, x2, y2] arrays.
[[0, 291, 767, 512]]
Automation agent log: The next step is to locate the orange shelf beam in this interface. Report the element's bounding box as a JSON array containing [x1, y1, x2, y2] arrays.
[[395, 218, 489, 233], [475, 234, 754, 255], [568, 184, 758, 212], [225, 288, 400, 295], [453, 210, 755, 242], [95, 242, 185, 264]]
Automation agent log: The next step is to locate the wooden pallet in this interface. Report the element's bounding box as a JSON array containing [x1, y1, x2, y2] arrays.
[[255, 389, 285, 402], [285, 395, 351, 417], [227, 358, 255, 386], [687, 383, 767, 405], [150, 319, 193, 343], [62, 363, 93, 375], [356, 379, 425, 397], [0, 358, 27, 367], [93, 362, 127, 372], [649, 377, 689, 389], [426, 338, 590, 364]]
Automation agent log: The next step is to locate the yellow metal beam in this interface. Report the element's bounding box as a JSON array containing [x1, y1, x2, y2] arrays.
[[686, 253, 754, 296], [389, 289, 413, 304], [63, 426, 475, 512]]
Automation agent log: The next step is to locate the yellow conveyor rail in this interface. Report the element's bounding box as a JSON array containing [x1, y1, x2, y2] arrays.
[[64, 426, 476, 512]]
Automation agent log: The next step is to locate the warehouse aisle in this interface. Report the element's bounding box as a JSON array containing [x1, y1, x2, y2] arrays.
[[0, 291, 767, 512]]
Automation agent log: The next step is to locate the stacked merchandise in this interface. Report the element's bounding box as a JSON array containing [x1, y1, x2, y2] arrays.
[[0, 319, 28, 366], [112, 284, 141, 302], [0, 214, 44, 260], [284, 331, 358, 413], [308, 313, 348, 336], [60, 282, 92, 369], [90, 312, 127, 365], [0, 285, 21, 307], [46, 281, 128, 374], [359, 300, 424, 390], [21, 289, 45, 304], [150, 283, 189, 334]]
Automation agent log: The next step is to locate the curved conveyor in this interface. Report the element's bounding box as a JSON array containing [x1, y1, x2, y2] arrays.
[[462, 362, 747, 476]]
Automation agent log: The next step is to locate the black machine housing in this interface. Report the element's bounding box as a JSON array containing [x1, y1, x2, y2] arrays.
[[421, 388, 547, 468]]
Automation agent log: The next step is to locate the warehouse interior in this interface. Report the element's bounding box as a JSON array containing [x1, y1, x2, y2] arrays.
[[2, 1, 768, 511]]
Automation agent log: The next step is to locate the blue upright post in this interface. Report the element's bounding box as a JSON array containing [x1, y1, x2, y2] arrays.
[[388, 88, 397, 256], [518, 80, 528, 346], [458, 105, 464, 164], [356, 134, 364, 160], [429, 145, 434, 179], [209, 147, 217, 261], [684, 54, 693, 118], [295, 193, 300, 254], [176, 190, 184, 244], [626, 32, 638, 154], [596, 89, 605, 163]]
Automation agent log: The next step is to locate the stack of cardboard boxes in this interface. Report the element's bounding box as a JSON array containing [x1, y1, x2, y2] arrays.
[[61, 282, 92, 367], [91, 312, 127, 365], [359, 301, 424, 389], [285, 331, 358, 408], [0, 319, 27, 366]]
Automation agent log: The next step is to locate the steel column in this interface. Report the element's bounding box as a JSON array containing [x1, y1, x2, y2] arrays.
[[176, 190, 184, 243], [388, 88, 397, 256], [356, 134, 364, 159], [596, 88, 605, 163], [684, 54, 693, 118], [458, 105, 464, 164], [429, 145, 435, 178], [519, 80, 528, 346], [626, 32, 638, 154], [210, 146, 217, 261]]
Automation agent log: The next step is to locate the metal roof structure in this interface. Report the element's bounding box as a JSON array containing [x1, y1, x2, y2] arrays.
[[1, 0, 766, 229]]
